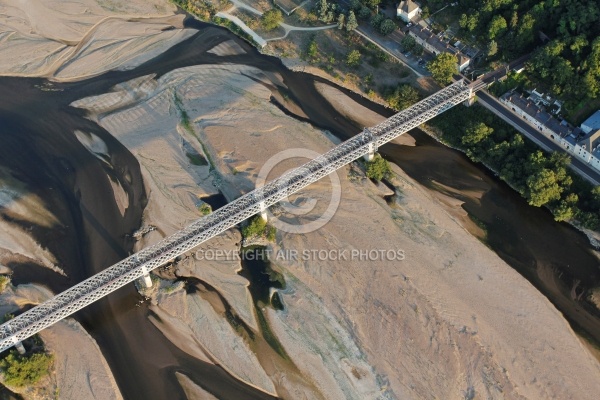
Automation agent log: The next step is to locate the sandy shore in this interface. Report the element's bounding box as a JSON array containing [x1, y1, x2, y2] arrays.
[[0, 0, 196, 81]]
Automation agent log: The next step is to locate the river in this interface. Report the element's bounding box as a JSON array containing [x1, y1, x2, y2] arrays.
[[0, 17, 599, 399]]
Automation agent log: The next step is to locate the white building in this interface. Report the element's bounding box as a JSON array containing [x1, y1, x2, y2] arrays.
[[500, 92, 600, 171], [397, 0, 420, 22]]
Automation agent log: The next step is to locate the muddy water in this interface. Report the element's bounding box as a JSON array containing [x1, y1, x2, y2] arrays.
[[1, 15, 599, 400]]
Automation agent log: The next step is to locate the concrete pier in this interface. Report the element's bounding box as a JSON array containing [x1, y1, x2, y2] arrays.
[[140, 266, 152, 288], [364, 142, 376, 162], [11, 338, 25, 354], [464, 88, 476, 106], [259, 201, 268, 221]]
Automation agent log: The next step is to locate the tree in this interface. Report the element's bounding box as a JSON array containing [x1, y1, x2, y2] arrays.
[[366, 154, 391, 181], [385, 84, 420, 111], [487, 15, 507, 40], [401, 35, 416, 52], [413, 44, 424, 56], [242, 215, 276, 240], [316, 0, 335, 23], [346, 11, 358, 31], [526, 168, 563, 207], [462, 122, 494, 145], [370, 13, 384, 30], [427, 53, 457, 85], [346, 49, 361, 67], [378, 19, 396, 36], [357, 6, 371, 20], [459, 13, 478, 32], [488, 40, 498, 57], [364, 0, 381, 9], [316, 0, 328, 20], [337, 13, 345, 29], [554, 193, 578, 221], [349, 0, 361, 11], [306, 38, 318, 59], [261, 9, 283, 31], [0, 351, 54, 387]]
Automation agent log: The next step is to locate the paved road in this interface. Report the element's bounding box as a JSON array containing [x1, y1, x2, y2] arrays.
[[476, 90, 600, 185]]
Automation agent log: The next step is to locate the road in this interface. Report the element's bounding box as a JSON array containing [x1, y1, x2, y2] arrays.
[[476, 90, 600, 185]]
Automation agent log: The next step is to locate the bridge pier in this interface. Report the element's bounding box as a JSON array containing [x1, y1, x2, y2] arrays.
[[259, 201, 268, 221], [140, 266, 153, 288], [11, 337, 25, 354], [463, 87, 476, 106], [15, 341, 25, 355], [363, 142, 376, 162]]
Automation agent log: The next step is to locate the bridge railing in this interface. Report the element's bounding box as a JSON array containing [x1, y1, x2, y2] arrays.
[[0, 80, 475, 352]]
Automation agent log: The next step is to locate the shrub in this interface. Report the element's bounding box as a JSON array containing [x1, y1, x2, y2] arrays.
[[305, 38, 318, 59], [0, 351, 53, 387], [366, 154, 392, 181], [345, 49, 361, 67], [242, 216, 276, 241], [0, 275, 8, 293], [198, 203, 212, 216]]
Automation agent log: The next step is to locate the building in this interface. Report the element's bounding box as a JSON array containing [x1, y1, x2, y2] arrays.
[[397, 0, 420, 22], [408, 25, 471, 71], [500, 91, 600, 171], [581, 110, 600, 134]]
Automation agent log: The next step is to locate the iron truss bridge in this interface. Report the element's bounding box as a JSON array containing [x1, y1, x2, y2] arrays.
[[0, 79, 480, 352]]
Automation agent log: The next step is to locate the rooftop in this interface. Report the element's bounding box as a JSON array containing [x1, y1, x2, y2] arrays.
[[501, 92, 571, 138], [408, 25, 471, 65], [581, 110, 600, 134], [398, 0, 420, 13]]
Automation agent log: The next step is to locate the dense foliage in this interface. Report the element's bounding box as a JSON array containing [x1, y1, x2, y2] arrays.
[[431, 104, 600, 228], [366, 154, 392, 181], [384, 84, 420, 111], [0, 351, 53, 387], [449, 0, 600, 110]]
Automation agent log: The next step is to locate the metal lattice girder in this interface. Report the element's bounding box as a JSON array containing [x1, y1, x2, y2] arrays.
[[0, 80, 475, 352]]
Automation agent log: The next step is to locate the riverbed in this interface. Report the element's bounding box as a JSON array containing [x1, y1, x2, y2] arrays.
[[1, 16, 599, 398]]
